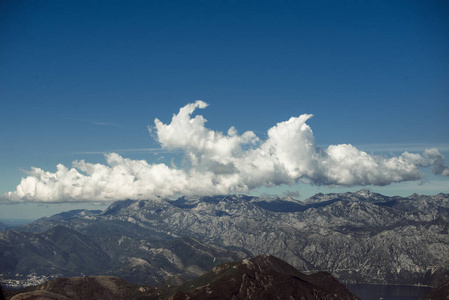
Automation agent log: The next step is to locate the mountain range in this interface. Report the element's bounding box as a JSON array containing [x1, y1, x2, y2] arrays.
[[1, 189, 448, 289]]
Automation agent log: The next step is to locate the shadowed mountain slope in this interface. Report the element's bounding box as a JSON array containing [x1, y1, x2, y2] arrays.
[[166, 255, 359, 300], [0, 225, 111, 278], [0, 223, 245, 288]]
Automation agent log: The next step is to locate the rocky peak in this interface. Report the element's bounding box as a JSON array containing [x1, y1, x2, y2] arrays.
[[354, 188, 373, 198], [170, 255, 360, 300]]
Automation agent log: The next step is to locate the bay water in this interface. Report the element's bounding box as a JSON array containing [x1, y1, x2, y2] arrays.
[[346, 284, 432, 300]]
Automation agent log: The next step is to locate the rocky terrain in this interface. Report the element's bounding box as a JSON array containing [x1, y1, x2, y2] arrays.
[[0, 225, 244, 288], [4, 255, 360, 300], [1, 190, 449, 288], [170, 255, 360, 300]]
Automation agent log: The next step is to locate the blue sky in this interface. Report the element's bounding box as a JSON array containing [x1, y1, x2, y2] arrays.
[[1, 0, 448, 219]]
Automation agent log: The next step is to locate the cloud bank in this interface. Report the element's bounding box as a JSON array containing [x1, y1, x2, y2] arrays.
[[2, 101, 449, 203]]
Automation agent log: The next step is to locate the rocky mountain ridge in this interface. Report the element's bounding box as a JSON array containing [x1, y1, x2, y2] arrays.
[[170, 255, 360, 300], [2, 190, 449, 287]]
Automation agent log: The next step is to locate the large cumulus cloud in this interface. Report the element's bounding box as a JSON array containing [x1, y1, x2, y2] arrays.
[[2, 101, 448, 203]]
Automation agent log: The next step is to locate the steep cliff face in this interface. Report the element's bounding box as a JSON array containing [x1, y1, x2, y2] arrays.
[[5, 191, 449, 286]]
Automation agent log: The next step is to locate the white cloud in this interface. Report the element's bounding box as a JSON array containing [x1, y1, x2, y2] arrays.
[[2, 154, 189, 202], [1, 101, 448, 203], [154, 100, 259, 162], [423, 148, 449, 176]]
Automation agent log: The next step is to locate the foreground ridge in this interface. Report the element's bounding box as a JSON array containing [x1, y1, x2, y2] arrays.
[[4, 255, 360, 300], [170, 255, 360, 300]]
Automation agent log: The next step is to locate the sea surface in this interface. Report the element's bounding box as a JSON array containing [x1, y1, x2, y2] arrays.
[[346, 284, 432, 300]]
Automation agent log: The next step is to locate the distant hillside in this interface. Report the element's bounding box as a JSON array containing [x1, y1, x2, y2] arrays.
[[0, 225, 111, 280], [0, 224, 245, 288], [46, 209, 102, 221], [4, 190, 449, 287], [5, 255, 360, 300]]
